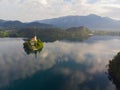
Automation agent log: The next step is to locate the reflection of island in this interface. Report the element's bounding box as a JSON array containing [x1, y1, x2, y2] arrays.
[[108, 52, 120, 89], [23, 35, 43, 55]]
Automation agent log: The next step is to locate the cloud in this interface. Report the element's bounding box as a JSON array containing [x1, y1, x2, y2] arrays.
[[19, 0, 48, 5], [0, 0, 119, 21], [38, 0, 48, 5], [102, 6, 120, 20]]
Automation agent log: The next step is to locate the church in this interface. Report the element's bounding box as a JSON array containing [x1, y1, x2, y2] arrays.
[[30, 35, 37, 46]]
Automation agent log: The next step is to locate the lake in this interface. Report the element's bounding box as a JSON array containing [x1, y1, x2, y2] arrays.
[[0, 36, 120, 90]]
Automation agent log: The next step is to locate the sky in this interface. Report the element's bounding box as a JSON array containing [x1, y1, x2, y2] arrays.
[[0, 0, 120, 22]]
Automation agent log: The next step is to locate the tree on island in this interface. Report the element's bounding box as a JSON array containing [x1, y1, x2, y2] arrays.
[[23, 35, 43, 55]]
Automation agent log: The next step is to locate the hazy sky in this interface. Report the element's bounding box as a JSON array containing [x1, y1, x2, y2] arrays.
[[0, 0, 120, 22]]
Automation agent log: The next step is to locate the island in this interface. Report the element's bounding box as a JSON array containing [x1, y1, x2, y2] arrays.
[[23, 35, 43, 55]]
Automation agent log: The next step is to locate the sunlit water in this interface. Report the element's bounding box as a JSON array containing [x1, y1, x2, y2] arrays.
[[0, 36, 120, 90]]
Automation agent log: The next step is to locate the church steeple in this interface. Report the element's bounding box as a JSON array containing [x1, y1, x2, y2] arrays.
[[34, 31, 37, 41], [34, 35, 37, 41]]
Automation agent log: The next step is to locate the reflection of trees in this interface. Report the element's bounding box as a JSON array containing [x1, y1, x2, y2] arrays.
[[108, 52, 120, 89], [23, 39, 43, 55]]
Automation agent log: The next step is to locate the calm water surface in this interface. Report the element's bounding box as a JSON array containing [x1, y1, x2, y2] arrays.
[[0, 36, 120, 90]]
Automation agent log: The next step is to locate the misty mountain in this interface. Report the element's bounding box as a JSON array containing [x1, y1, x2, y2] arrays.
[[0, 20, 53, 30], [38, 14, 120, 30]]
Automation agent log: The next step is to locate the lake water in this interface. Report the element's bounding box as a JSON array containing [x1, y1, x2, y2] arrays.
[[0, 36, 120, 90]]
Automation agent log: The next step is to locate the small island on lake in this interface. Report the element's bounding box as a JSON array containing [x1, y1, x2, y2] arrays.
[[23, 35, 43, 55]]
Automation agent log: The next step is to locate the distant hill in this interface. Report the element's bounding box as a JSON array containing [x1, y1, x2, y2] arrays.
[[38, 14, 120, 30], [7, 26, 91, 41], [0, 20, 53, 30]]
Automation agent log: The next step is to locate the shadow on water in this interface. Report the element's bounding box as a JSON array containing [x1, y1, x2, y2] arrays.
[[108, 52, 120, 90]]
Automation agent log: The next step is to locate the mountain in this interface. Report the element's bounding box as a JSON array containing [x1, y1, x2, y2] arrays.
[[38, 14, 120, 30], [0, 20, 53, 30]]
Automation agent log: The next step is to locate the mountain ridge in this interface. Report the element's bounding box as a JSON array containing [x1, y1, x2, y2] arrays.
[[0, 20, 54, 30], [37, 14, 120, 30]]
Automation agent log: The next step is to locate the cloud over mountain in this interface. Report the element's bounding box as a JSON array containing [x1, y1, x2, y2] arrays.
[[0, 0, 119, 21]]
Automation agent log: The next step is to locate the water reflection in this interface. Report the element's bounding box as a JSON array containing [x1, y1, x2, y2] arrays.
[[0, 37, 120, 90], [108, 52, 120, 90]]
